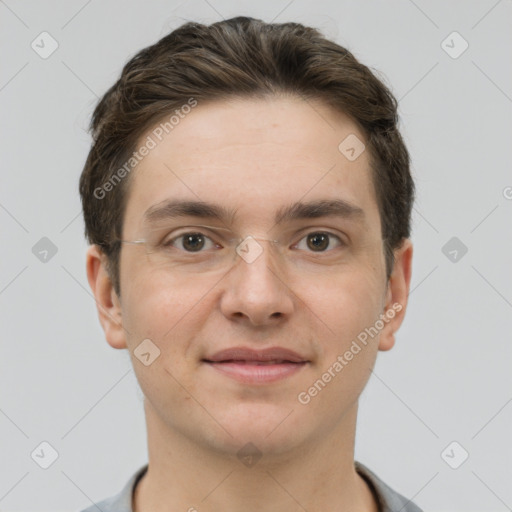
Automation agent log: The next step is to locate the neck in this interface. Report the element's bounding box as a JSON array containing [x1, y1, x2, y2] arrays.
[[133, 400, 378, 512]]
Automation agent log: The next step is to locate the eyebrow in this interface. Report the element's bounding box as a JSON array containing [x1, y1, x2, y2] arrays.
[[143, 198, 366, 227]]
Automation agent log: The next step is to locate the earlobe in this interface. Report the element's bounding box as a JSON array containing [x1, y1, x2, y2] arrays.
[[378, 331, 396, 352], [85, 245, 128, 350], [378, 239, 413, 352]]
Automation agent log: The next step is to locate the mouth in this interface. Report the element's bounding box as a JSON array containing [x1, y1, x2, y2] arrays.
[[202, 347, 310, 384], [202, 360, 308, 384], [206, 359, 304, 365]]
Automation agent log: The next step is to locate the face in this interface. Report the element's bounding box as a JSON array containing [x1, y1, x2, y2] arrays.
[[88, 95, 412, 458]]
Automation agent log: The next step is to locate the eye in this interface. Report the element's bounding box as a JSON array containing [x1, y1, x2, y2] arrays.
[[163, 232, 220, 252], [293, 231, 345, 252]]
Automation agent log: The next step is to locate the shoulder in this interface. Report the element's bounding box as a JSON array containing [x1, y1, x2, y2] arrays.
[[78, 464, 148, 512], [355, 460, 424, 512]]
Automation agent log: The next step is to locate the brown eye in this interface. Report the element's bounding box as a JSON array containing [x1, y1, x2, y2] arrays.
[[307, 233, 329, 251], [182, 233, 206, 251], [163, 232, 217, 252], [295, 231, 344, 252]]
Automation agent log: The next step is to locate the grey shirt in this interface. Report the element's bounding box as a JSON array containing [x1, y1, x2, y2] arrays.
[[80, 461, 423, 512]]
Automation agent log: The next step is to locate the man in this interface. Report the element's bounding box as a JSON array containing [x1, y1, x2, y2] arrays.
[[79, 16, 419, 512]]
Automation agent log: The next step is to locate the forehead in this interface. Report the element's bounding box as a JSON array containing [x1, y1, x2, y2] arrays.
[[123, 95, 380, 235]]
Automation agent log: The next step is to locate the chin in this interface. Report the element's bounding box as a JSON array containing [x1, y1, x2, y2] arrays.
[[204, 404, 309, 458]]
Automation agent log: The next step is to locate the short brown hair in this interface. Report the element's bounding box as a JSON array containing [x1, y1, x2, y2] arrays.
[[79, 16, 415, 296]]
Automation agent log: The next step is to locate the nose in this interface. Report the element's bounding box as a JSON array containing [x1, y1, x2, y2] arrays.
[[219, 237, 294, 327]]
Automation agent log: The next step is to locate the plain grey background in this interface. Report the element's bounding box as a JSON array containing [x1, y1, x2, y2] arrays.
[[1, 1, 511, 511]]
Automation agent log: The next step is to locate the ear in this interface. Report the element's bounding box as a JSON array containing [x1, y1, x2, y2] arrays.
[[378, 238, 413, 352], [85, 245, 127, 350]]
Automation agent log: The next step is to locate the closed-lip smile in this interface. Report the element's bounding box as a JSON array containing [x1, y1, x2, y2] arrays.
[[202, 346, 310, 384]]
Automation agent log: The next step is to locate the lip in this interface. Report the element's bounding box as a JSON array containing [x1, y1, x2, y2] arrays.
[[202, 346, 309, 384], [204, 346, 307, 363]]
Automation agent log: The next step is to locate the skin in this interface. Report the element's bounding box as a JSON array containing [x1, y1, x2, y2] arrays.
[[86, 95, 413, 512]]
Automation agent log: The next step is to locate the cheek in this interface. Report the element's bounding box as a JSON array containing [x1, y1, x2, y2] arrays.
[[121, 274, 204, 401], [120, 251, 214, 336], [123, 279, 203, 343], [296, 271, 383, 414], [297, 265, 384, 340]]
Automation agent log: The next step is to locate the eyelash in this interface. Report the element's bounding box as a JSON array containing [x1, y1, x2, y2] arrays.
[[162, 230, 347, 253]]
